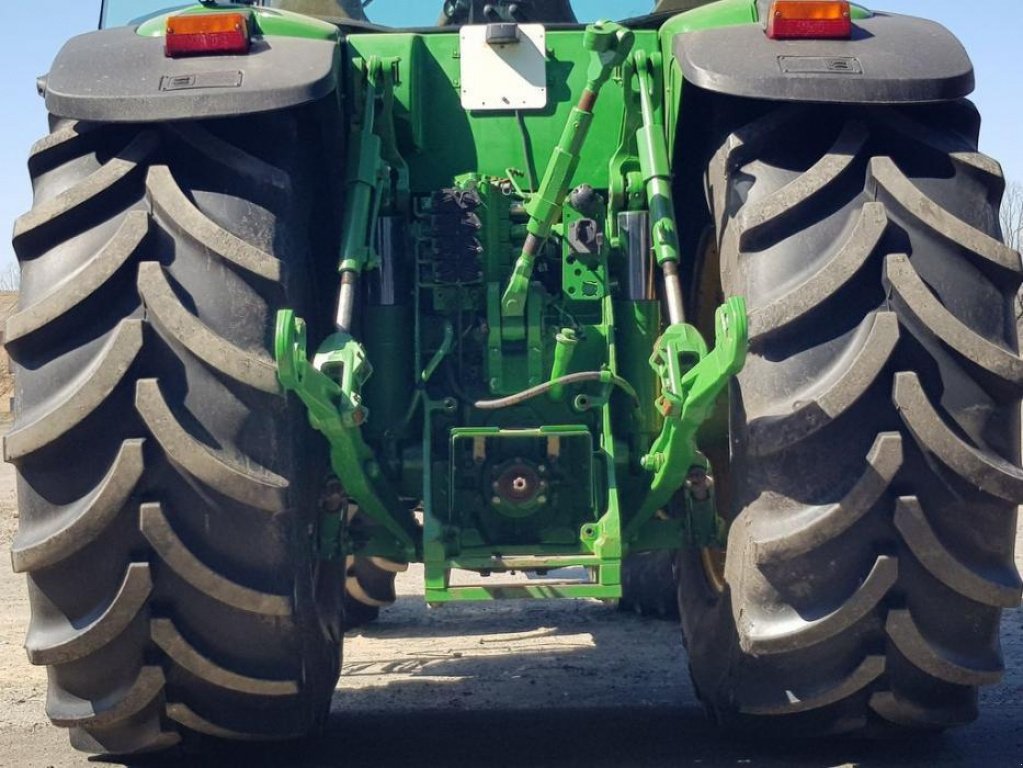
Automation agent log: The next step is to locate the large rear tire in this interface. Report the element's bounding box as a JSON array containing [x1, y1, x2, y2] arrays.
[[678, 102, 1023, 735], [343, 555, 403, 630], [7, 111, 341, 755], [620, 551, 680, 619]]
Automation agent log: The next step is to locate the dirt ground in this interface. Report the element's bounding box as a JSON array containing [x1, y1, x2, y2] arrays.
[[1, 440, 1021, 767]]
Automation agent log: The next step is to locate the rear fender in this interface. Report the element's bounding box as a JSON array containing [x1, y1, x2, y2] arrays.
[[42, 23, 340, 123], [670, 8, 974, 104]]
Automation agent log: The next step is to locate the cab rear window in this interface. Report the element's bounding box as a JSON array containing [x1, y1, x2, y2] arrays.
[[100, 1, 193, 28]]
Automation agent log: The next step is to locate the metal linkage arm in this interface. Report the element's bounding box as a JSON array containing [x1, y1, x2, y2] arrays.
[[276, 311, 418, 561], [336, 55, 403, 331], [500, 21, 635, 319], [626, 297, 748, 537]]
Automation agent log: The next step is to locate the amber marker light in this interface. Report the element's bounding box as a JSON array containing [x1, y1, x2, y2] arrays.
[[165, 12, 251, 58], [767, 0, 853, 40]]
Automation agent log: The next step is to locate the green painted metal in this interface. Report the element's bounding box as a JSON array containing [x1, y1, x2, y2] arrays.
[[561, 200, 609, 304], [548, 329, 579, 401], [632, 298, 747, 526], [275, 311, 418, 561], [426, 583, 622, 602], [361, 305, 415, 443], [318, 505, 345, 561], [611, 300, 662, 456], [344, 30, 659, 193], [501, 21, 635, 321], [137, 1, 340, 39], [633, 51, 678, 269], [272, 16, 753, 604], [340, 55, 405, 275]]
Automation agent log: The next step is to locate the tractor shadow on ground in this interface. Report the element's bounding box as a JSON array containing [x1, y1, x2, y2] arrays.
[[128, 706, 1003, 768], [116, 691, 1018, 768], [310, 708, 965, 768], [313, 600, 984, 768], [131, 600, 1006, 768], [114, 590, 1023, 768]]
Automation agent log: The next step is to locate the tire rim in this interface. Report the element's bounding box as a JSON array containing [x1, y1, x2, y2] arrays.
[[700, 547, 727, 595], [692, 230, 731, 598]]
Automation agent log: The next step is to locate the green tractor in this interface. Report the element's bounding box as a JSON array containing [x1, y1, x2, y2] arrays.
[[8, 0, 1021, 755]]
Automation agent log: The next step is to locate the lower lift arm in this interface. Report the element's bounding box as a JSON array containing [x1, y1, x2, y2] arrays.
[[276, 311, 417, 561]]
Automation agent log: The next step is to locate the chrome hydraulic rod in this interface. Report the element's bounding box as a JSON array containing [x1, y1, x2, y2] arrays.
[[336, 58, 387, 331], [634, 50, 685, 325]]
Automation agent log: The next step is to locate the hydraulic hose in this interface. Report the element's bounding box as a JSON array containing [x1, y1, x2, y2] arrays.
[[474, 371, 639, 411]]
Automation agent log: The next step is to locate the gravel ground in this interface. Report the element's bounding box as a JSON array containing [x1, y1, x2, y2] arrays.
[[1, 446, 1020, 768]]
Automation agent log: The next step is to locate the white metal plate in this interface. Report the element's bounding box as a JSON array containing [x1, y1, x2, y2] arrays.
[[460, 24, 548, 112]]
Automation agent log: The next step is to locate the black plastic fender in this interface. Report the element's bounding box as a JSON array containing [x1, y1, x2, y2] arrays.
[[43, 27, 340, 123], [673, 13, 974, 104]]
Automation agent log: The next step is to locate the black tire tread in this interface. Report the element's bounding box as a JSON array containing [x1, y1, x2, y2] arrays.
[[679, 102, 1022, 735], [138, 261, 280, 393], [145, 165, 282, 283], [135, 379, 288, 513], [47, 666, 165, 729], [25, 563, 152, 665], [13, 131, 158, 245], [8, 117, 338, 755], [151, 618, 299, 697], [740, 655, 886, 716], [738, 555, 898, 655], [4, 320, 142, 461], [166, 703, 298, 741], [893, 497, 1022, 608], [893, 371, 1023, 501], [754, 432, 903, 563], [165, 123, 291, 202], [885, 254, 1023, 386], [737, 120, 868, 250], [746, 311, 899, 456], [140, 503, 291, 617], [620, 550, 680, 620], [867, 156, 1020, 276], [6, 211, 148, 343], [884, 609, 1002, 686], [747, 203, 887, 340], [343, 554, 406, 629], [10, 439, 145, 573]]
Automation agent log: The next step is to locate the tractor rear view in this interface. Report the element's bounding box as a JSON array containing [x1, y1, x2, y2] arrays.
[[7, 0, 1021, 755]]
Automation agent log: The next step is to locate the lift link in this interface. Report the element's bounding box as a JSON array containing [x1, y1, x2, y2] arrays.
[[275, 57, 416, 563], [500, 21, 635, 323], [618, 48, 749, 543], [337, 54, 404, 330]]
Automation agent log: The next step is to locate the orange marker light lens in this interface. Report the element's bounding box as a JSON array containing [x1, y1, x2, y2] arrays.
[[767, 0, 852, 40], [165, 12, 250, 58]]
